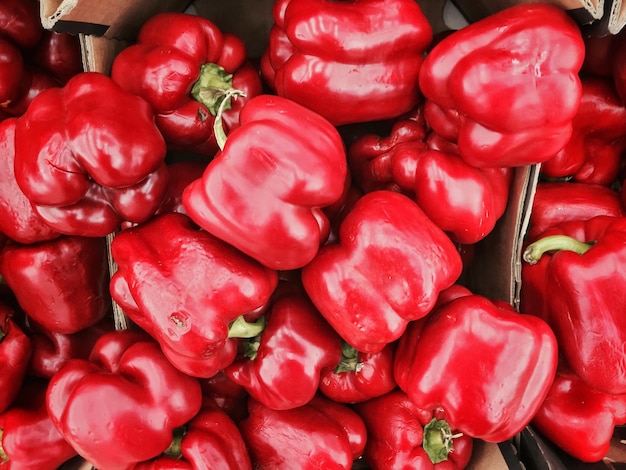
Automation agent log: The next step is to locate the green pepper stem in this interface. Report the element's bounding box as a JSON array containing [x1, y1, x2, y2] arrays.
[[191, 63, 235, 115], [228, 315, 266, 339], [423, 418, 457, 464], [212, 87, 246, 151], [334, 342, 364, 374], [0, 429, 7, 464], [523, 234, 593, 265], [163, 426, 186, 459]]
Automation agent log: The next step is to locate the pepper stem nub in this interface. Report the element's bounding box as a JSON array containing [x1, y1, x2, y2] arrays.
[[523, 234, 594, 265], [0, 429, 7, 464], [335, 342, 364, 373], [228, 315, 266, 339], [423, 418, 457, 464]]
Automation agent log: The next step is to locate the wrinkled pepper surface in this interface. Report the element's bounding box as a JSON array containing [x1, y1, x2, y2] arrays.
[[239, 395, 367, 469], [183, 94, 347, 270], [226, 290, 342, 410], [0, 302, 31, 414], [46, 329, 203, 470], [419, 3, 585, 167], [0, 235, 112, 334], [532, 364, 626, 463], [261, 0, 433, 126], [354, 389, 473, 469], [522, 215, 626, 395], [541, 76, 626, 186], [110, 212, 278, 378], [302, 190, 462, 353], [13, 72, 168, 236], [111, 12, 262, 156], [0, 118, 60, 244], [0, 378, 77, 470], [394, 292, 558, 442]]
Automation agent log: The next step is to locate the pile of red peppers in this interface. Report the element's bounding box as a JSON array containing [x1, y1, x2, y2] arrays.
[[1, 0, 626, 468]]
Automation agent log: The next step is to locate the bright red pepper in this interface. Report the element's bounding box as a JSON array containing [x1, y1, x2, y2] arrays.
[[319, 341, 397, 404], [0, 118, 60, 244], [261, 0, 433, 126], [532, 364, 626, 463], [541, 76, 626, 186], [354, 389, 473, 469], [239, 395, 367, 469], [0, 302, 31, 414], [24, 316, 114, 379], [302, 190, 462, 353], [0, 235, 112, 334], [419, 4, 585, 168], [13, 72, 168, 237], [522, 215, 626, 395], [135, 399, 252, 470], [183, 94, 347, 270], [394, 293, 558, 442], [528, 181, 625, 241], [110, 212, 278, 378], [46, 329, 203, 470], [0, 377, 77, 470], [225, 290, 342, 410], [111, 12, 262, 156]]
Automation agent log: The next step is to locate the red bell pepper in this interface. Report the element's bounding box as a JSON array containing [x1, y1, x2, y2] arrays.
[[354, 389, 473, 469], [46, 329, 203, 470], [522, 215, 626, 395], [541, 76, 626, 186], [183, 94, 348, 270], [0, 377, 77, 470], [0, 302, 31, 414], [394, 292, 558, 442], [111, 12, 262, 156], [532, 364, 626, 463], [528, 181, 624, 241], [0, 235, 112, 334], [25, 316, 114, 379], [13, 72, 168, 237], [239, 395, 367, 469], [135, 399, 252, 470], [110, 212, 278, 378], [613, 32, 626, 104], [319, 341, 397, 404], [261, 0, 433, 126], [419, 3, 585, 168], [32, 30, 83, 85], [199, 371, 248, 422], [0, 118, 60, 244], [582, 33, 616, 77], [302, 190, 462, 353], [225, 290, 342, 410]]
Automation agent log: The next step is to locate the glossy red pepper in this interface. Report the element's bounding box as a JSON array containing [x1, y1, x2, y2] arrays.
[[32, 30, 83, 85], [0, 118, 60, 244], [302, 190, 462, 353], [522, 215, 626, 395], [135, 399, 252, 470], [110, 212, 278, 378], [239, 395, 367, 469], [261, 0, 433, 126], [111, 12, 262, 156], [319, 341, 397, 404], [541, 76, 626, 186], [13, 72, 168, 237], [394, 292, 558, 442], [46, 329, 203, 470], [532, 364, 626, 463], [354, 389, 473, 469], [183, 94, 347, 270], [0, 377, 77, 470], [528, 181, 625, 241], [0, 302, 31, 414], [24, 316, 114, 379], [419, 4, 585, 168], [0, 235, 112, 334], [225, 290, 342, 410]]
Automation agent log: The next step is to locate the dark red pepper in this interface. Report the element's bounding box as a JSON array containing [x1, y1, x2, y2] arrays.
[[0, 235, 112, 334], [111, 12, 262, 156], [32, 30, 83, 85], [0, 302, 31, 414], [354, 389, 473, 469], [13, 72, 168, 237], [261, 0, 433, 126]]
